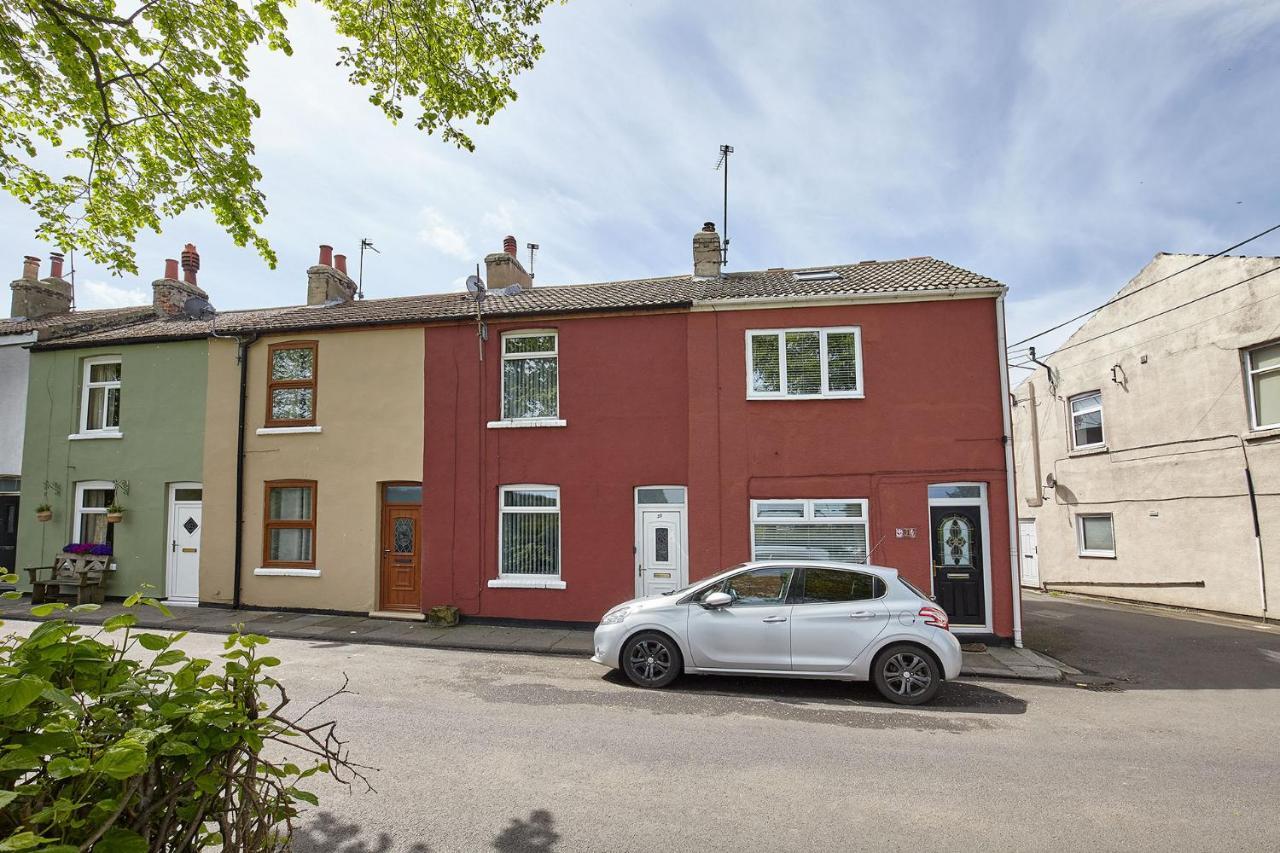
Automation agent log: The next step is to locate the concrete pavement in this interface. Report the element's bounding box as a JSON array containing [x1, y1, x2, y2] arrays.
[[0, 595, 1073, 681]]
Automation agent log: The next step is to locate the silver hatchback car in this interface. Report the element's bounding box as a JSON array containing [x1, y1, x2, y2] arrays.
[[592, 560, 962, 705]]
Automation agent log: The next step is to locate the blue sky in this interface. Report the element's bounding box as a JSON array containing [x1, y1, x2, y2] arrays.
[[2, 0, 1279, 354]]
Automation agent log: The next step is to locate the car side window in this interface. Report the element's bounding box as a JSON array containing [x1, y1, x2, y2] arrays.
[[800, 568, 880, 603], [717, 567, 795, 606]]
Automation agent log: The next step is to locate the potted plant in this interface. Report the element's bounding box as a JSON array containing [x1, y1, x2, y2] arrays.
[[106, 503, 125, 524], [35, 503, 52, 522]]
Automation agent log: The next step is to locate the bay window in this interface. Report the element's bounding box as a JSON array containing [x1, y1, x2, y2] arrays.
[[750, 499, 870, 564], [746, 327, 862, 399]]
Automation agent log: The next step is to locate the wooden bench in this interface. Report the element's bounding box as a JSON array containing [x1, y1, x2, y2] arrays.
[[26, 554, 108, 606]]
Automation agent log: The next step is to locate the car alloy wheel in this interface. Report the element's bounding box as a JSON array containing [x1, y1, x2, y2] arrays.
[[621, 632, 681, 688], [873, 643, 941, 705]]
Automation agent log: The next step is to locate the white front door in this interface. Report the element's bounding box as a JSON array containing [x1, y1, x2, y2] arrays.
[[637, 509, 683, 598], [166, 484, 203, 606], [1019, 519, 1040, 587]]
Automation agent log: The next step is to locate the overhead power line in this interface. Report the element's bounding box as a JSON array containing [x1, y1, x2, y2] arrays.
[[1008, 222, 1280, 350]]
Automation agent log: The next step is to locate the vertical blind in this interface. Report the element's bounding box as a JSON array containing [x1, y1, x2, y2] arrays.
[[503, 334, 558, 419], [500, 487, 560, 576], [748, 328, 860, 397]]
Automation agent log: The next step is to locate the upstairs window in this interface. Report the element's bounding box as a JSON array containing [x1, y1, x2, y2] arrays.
[[502, 332, 558, 420], [267, 341, 318, 427], [750, 499, 869, 564], [79, 357, 121, 434], [1069, 391, 1104, 450], [1246, 342, 1280, 430], [747, 327, 862, 399]]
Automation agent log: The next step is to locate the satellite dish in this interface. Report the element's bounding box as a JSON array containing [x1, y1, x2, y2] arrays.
[[1044, 473, 1057, 489], [495, 284, 524, 297], [466, 275, 484, 293], [182, 296, 216, 321]]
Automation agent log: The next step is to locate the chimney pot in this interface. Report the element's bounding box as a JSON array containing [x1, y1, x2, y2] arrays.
[[164, 258, 180, 280], [702, 221, 716, 233], [180, 243, 200, 285], [334, 254, 347, 275], [503, 235, 518, 257], [22, 256, 40, 280], [48, 252, 64, 279], [318, 244, 333, 267]]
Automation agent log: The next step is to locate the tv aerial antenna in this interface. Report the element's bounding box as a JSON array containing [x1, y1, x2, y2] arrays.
[[466, 265, 524, 361], [358, 238, 379, 300], [527, 243, 539, 281], [715, 144, 733, 266]]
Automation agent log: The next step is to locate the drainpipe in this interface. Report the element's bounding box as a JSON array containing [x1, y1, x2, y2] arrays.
[[1240, 438, 1270, 622], [996, 294, 1024, 647], [230, 333, 256, 609]]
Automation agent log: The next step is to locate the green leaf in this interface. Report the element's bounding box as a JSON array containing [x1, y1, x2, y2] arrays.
[[0, 676, 48, 715], [0, 573, 18, 584], [0, 791, 17, 809], [157, 740, 199, 756], [103, 614, 138, 632], [28, 604, 65, 618], [0, 832, 52, 852], [46, 756, 88, 780], [287, 788, 319, 807], [69, 603, 101, 613], [257, 656, 281, 667], [93, 829, 147, 853], [1, 592, 21, 601], [150, 649, 186, 667], [135, 633, 170, 651], [93, 740, 147, 780], [122, 593, 141, 608]]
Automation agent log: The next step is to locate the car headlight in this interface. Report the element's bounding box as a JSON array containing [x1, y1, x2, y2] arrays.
[[601, 606, 631, 625]]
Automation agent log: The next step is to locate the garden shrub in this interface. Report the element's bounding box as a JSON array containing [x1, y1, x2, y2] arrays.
[[0, 580, 364, 851]]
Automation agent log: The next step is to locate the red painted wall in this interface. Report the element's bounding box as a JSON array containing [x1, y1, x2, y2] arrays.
[[422, 295, 1015, 636]]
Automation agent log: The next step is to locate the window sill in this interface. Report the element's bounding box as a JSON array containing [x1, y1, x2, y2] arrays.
[[487, 577, 567, 589], [1244, 426, 1280, 443], [68, 432, 122, 441], [253, 567, 321, 577], [486, 419, 567, 429], [746, 393, 864, 401], [1077, 552, 1117, 560], [1067, 445, 1108, 458], [256, 426, 323, 435]]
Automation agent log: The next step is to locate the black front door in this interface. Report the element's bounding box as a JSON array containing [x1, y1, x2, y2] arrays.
[[930, 505, 985, 626], [0, 495, 18, 573]]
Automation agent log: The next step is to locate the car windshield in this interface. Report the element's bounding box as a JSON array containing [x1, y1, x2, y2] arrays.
[[668, 563, 749, 597], [898, 577, 932, 602]]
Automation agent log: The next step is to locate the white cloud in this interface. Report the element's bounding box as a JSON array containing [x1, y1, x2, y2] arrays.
[[76, 279, 148, 309], [416, 208, 471, 260]]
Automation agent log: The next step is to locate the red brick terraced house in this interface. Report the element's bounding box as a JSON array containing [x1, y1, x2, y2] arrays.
[[421, 225, 1023, 643]]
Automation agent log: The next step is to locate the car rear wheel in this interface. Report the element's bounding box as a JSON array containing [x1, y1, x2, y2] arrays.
[[872, 644, 941, 705], [621, 632, 682, 688]]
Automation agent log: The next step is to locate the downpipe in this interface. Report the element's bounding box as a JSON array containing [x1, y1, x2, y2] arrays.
[[996, 293, 1024, 647]]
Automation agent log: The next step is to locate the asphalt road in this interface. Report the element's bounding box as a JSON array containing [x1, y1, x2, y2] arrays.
[[9, 594, 1280, 851]]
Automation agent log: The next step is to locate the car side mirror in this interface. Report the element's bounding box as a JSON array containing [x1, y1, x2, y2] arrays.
[[702, 591, 732, 609]]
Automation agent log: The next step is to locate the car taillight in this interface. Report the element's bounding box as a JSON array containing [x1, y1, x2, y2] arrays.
[[918, 606, 949, 630]]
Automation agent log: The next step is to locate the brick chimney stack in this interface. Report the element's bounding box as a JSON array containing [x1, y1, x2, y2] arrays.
[[307, 243, 357, 306], [152, 245, 210, 318], [9, 253, 72, 319], [484, 235, 532, 291], [693, 222, 722, 278]]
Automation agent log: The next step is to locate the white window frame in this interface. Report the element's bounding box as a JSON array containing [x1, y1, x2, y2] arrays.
[[77, 356, 122, 437], [1245, 342, 1280, 431], [744, 327, 863, 400], [490, 484, 565, 589], [73, 480, 115, 546], [1076, 513, 1116, 558], [1068, 390, 1105, 451], [749, 498, 870, 564], [491, 330, 563, 428]]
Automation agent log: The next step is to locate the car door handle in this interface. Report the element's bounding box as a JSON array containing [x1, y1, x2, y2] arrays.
[[849, 610, 877, 619], [762, 616, 788, 623]]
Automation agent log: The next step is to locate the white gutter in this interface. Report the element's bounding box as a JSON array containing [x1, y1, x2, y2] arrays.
[[996, 293, 1024, 647]]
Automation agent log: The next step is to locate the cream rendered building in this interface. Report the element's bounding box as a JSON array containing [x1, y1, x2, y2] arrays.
[[1012, 253, 1280, 618]]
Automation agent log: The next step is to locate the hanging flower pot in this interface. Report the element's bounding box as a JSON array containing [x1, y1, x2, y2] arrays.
[[106, 503, 125, 524], [35, 504, 52, 523]]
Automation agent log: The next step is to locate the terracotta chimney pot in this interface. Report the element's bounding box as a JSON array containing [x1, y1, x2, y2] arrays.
[[22, 256, 40, 280], [180, 243, 200, 285], [334, 254, 347, 275], [318, 244, 333, 267], [49, 252, 64, 279], [503, 235, 518, 257]]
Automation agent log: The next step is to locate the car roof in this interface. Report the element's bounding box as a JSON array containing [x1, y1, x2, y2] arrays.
[[742, 559, 900, 580]]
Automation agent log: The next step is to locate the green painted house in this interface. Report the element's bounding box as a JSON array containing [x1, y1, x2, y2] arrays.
[[16, 252, 213, 602]]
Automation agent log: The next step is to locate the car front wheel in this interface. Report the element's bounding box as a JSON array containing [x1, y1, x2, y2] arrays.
[[872, 644, 942, 705], [621, 631, 682, 688]]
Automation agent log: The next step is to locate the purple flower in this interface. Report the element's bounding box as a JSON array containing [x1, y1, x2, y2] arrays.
[[63, 542, 112, 556]]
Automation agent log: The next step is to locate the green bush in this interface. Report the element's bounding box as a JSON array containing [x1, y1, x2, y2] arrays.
[[0, 580, 364, 851]]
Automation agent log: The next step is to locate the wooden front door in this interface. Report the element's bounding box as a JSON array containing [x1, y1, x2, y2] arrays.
[[379, 495, 421, 612]]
